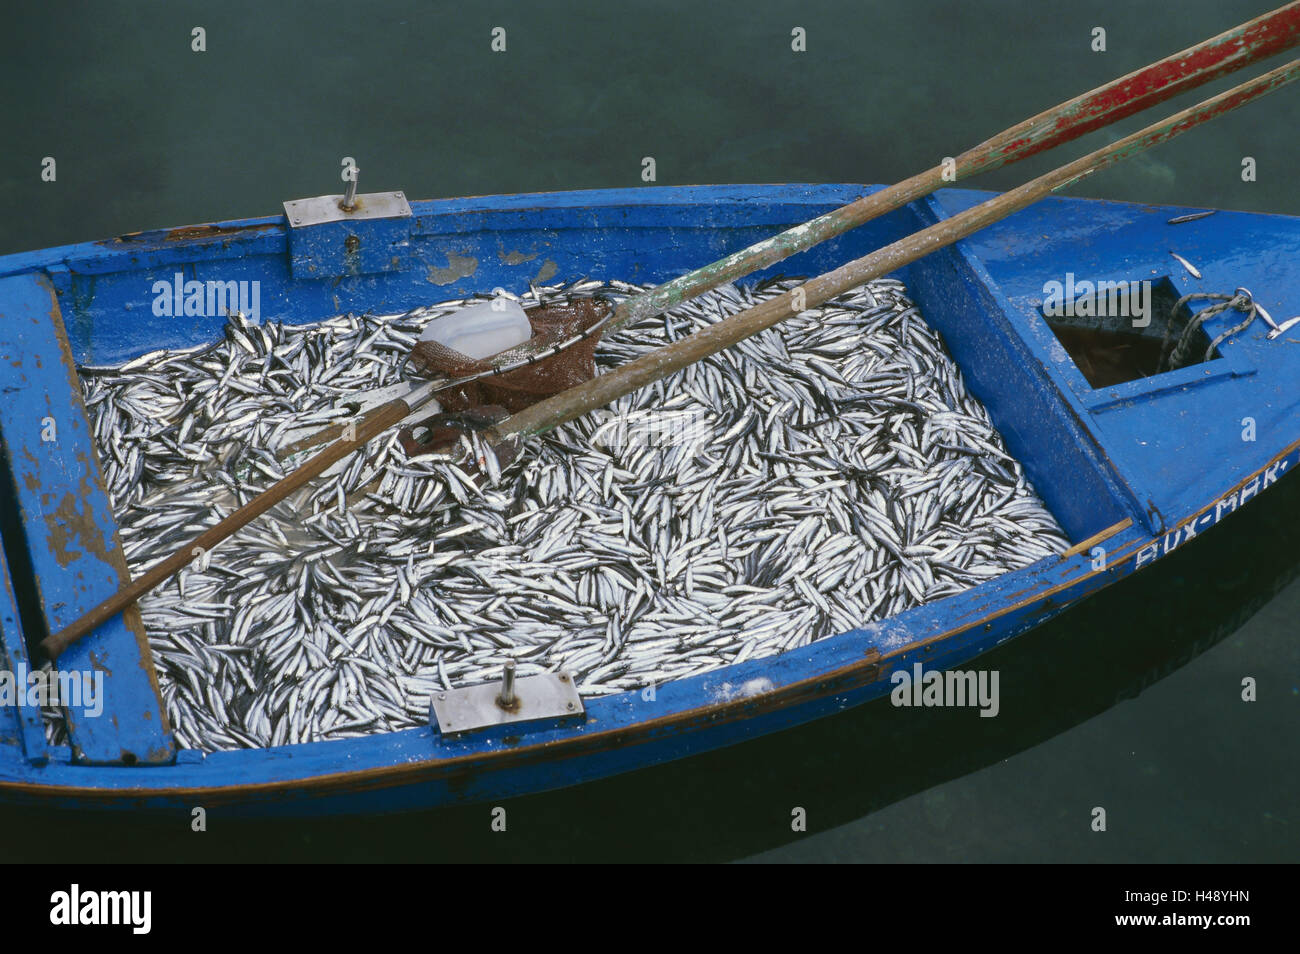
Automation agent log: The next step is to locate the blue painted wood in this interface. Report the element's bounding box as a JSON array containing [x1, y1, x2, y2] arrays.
[[288, 205, 413, 279], [0, 184, 1294, 813], [0, 532, 47, 763], [5, 186, 911, 368], [0, 274, 174, 766], [926, 190, 1300, 535], [904, 201, 1134, 542]]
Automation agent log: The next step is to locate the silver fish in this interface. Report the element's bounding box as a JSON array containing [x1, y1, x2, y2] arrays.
[[73, 278, 1070, 752], [1170, 251, 1203, 279]]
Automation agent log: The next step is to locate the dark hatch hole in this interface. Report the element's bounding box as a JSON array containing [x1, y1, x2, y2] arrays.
[[1039, 276, 1218, 388]]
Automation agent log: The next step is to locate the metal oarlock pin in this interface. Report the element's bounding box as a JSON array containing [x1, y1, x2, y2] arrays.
[[496, 661, 518, 710], [341, 169, 359, 212]]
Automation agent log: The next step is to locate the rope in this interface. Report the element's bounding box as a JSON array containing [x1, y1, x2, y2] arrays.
[[1160, 288, 1263, 372]]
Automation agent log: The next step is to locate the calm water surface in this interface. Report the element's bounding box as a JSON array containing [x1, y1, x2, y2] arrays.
[[0, 0, 1294, 861]]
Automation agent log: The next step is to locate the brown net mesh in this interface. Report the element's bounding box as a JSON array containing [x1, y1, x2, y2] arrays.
[[407, 298, 611, 414]]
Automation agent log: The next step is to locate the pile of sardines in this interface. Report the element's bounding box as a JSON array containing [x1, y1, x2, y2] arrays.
[[65, 278, 1069, 751]]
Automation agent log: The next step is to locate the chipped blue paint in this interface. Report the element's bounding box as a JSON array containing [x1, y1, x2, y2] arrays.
[[0, 184, 1294, 813], [0, 531, 47, 763], [0, 274, 174, 766], [287, 205, 414, 280]]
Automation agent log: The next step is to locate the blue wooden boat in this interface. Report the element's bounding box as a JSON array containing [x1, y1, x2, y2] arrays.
[[0, 184, 1296, 816]]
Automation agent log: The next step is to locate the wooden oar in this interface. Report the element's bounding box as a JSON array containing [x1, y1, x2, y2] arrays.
[[40, 381, 441, 660], [40, 36, 1300, 661], [490, 59, 1300, 446], [269, 2, 1300, 462], [604, 1, 1300, 333]]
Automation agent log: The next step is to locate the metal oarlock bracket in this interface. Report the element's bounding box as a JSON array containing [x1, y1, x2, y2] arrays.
[[283, 166, 413, 279], [429, 662, 585, 739], [283, 186, 411, 228]]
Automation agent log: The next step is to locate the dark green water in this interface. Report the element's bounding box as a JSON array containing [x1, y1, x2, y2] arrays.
[[0, 0, 1296, 861]]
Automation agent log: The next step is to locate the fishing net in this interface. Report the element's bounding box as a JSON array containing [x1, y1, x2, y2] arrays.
[[407, 298, 611, 414]]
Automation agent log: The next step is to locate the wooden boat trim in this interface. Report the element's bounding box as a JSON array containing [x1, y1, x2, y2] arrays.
[[0, 273, 175, 765], [1060, 518, 1134, 558]]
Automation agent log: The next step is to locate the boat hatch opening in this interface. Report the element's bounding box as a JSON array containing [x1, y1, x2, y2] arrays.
[[1039, 276, 1217, 388]]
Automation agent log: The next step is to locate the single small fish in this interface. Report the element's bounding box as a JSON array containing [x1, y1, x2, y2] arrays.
[[1167, 210, 1217, 225], [1266, 313, 1300, 340], [1169, 251, 1203, 279]]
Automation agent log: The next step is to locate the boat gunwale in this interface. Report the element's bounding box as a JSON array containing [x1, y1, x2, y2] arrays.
[[1, 184, 1296, 805]]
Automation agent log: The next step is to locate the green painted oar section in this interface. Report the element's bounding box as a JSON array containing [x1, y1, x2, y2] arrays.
[[494, 59, 1300, 443], [39, 10, 1300, 662], [605, 2, 1300, 334]]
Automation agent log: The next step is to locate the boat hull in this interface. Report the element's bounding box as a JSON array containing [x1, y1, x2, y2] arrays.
[[0, 184, 1295, 814]]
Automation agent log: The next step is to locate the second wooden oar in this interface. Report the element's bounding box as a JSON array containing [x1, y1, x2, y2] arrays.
[[40, 23, 1300, 660], [490, 59, 1300, 446], [278, 3, 1300, 462], [599, 2, 1300, 334]]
